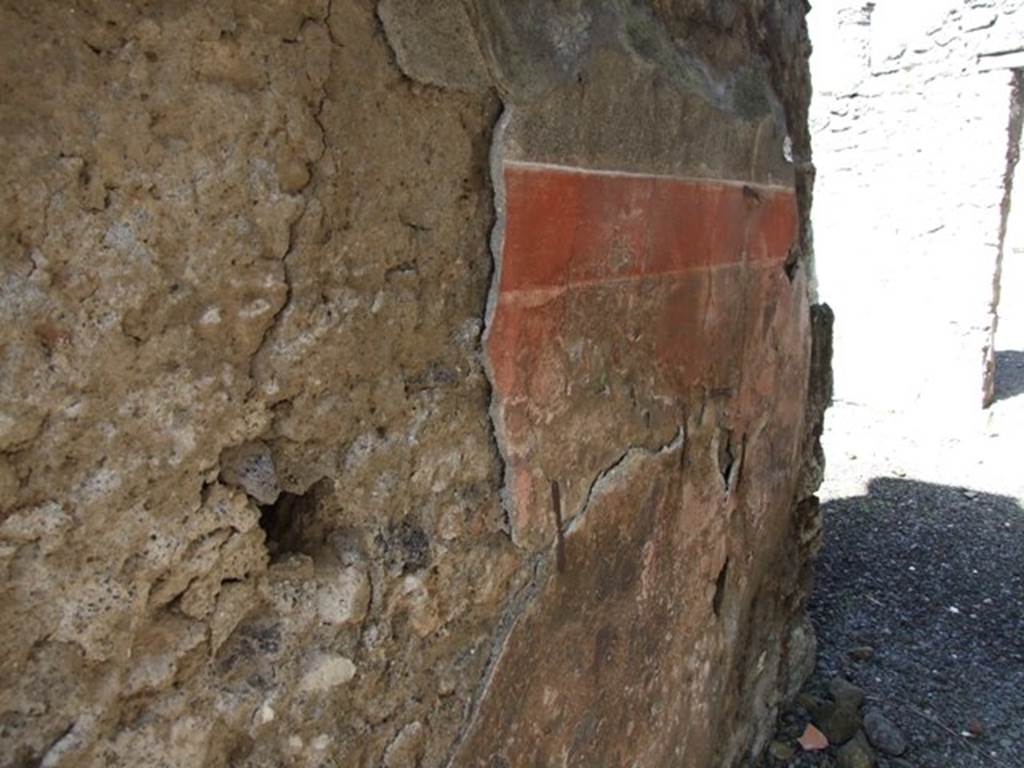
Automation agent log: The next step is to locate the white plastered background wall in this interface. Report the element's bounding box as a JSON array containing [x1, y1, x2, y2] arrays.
[[810, 0, 1024, 498]]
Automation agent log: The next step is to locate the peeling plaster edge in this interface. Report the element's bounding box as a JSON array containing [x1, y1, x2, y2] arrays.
[[480, 107, 518, 542], [444, 102, 536, 768], [482, 108, 511, 374], [445, 103, 552, 766], [564, 425, 686, 537]]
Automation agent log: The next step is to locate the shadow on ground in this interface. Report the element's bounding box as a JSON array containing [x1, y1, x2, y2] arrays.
[[993, 349, 1024, 404], [768, 477, 1024, 767]]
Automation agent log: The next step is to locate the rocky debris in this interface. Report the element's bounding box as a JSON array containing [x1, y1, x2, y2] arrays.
[[816, 701, 861, 745], [830, 678, 866, 711], [863, 708, 907, 757], [796, 679, 863, 746], [786, 474, 1024, 768], [771, 740, 798, 760], [767, 678, 892, 766], [837, 732, 876, 768]]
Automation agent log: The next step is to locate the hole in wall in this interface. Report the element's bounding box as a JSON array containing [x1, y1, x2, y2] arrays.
[[783, 246, 800, 281], [258, 480, 330, 559], [713, 558, 730, 617], [718, 428, 736, 490]]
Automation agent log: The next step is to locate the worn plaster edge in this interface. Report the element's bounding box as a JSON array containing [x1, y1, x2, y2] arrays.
[[446, 102, 556, 765], [480, 107, 520, 543], [564, 425, 685, 537]]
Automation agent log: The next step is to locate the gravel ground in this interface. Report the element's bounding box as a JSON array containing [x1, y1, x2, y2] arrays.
[[995, 350, 1024, 404], [763, 408, 1024, 767], [773, 478, 1024, 768], [762, 256, 1024, 766]]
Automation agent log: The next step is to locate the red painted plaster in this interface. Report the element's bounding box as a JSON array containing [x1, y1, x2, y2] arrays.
[[485, 162, 800, 544]]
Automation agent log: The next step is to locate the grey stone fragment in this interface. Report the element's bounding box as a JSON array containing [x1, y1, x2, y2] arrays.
[[813, 700, 861, 745], [769, 740, 796, 760], [219, 441, 280, 504], [299, 653, 356, 693], [863, 708, 907, 756]]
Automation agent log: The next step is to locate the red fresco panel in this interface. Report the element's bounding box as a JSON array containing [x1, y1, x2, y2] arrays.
[[498, 167, 583, 292], [486, 162, 799, 542], [646, 178, 748, 274], [569, 171, 654, 285]]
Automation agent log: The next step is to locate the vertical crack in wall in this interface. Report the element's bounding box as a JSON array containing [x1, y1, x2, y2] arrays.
[[245, 4, 336, 401], [983, 68, 1024, 407], [436, 104, 543, 766]]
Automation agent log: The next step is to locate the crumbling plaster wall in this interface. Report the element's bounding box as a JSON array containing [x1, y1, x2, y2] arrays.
[[810, 0, 1024, 413], [0, 2, 825, 767]]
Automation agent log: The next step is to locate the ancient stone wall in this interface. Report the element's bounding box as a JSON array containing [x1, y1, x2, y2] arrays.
[[0, 2, 824, 766], [809, 0, 1024, 412]]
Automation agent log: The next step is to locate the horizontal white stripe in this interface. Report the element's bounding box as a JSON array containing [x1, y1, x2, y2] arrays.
[[504, 159, 795, 195], [495, 258, 786, 304]]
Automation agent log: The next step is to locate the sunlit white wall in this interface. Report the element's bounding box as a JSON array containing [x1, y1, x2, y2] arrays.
[[809, 0, 1023, 417]]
